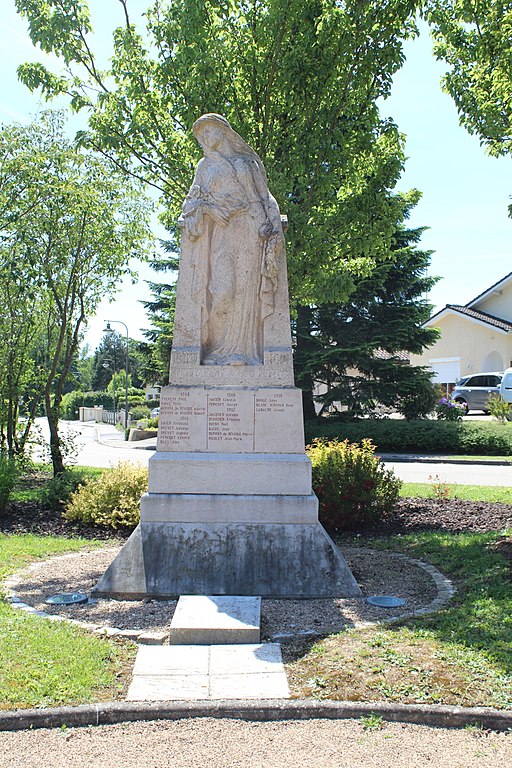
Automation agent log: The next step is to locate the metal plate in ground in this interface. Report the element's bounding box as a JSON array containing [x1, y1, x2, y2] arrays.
[[365, 595, 406, 607], [45, 592, 88, 606]]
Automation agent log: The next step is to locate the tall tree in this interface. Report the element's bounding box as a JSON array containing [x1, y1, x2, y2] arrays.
[[16, 0, 420, 406], [0, 112, 152, 473], [298, 197, 440, 418], [139, 241, 178, 385], [424, 1, 512, 159]]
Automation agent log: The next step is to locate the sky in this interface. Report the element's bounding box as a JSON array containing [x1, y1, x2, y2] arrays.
[[1, 1, 510, 353]]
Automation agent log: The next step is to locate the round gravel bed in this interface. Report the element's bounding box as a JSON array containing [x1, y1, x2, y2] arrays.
[[5, 543, 449, 641]]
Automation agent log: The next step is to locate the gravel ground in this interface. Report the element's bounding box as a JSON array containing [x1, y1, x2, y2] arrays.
[[0, 718, 510, 768], [8, 544, 439, 638]]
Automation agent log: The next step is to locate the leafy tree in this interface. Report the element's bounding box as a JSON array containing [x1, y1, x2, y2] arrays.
[[297, 197, 440, 418], [424, 1, 512, 159], [16, 0, 421, 406], [0, 112, 152, 474]]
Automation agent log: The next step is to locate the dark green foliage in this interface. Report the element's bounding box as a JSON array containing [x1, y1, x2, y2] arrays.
[[308, 438, 401, 530], [41, 467, 95, 511], [91, 331, 143, 392], [60, 391, 114, 419], [306, 419, 512, 456], [302, 215, 439, 417], [139, 241, 178, 385]]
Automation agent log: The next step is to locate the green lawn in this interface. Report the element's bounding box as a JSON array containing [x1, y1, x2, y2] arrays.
[[287, 530, 512, 708], [401, 482, 512, 504], [0, 534, 135, 710]]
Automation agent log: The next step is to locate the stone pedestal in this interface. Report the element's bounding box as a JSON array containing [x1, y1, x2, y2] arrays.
[[93, 384, 361, 598], [93, 113, 360, 600]]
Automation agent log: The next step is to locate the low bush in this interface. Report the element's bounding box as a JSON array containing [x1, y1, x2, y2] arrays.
[[41, 468, 99, 510], [307, 438, 401, 531], [435, 398, 465, 421], [130, 405, 152, 421], [305, 419, 512, 456], [64, 462, 148, 529], [486, 394, 512, 424]]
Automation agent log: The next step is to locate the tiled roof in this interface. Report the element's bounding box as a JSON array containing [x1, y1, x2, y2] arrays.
[[373, 348, 410, 362], [446, 304, 512, 332]]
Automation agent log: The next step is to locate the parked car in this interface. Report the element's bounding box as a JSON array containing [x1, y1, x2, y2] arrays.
[[451, 372, 503, 413], [500, 368, 512, 403], [150, 406, 160, 419]]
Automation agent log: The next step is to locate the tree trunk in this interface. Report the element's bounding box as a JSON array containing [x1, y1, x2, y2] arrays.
[[45, 391, 65, 476], [294, 305, 318, 422]]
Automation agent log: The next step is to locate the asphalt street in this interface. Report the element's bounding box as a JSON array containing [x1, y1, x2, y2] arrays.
[[30, 418, 512, 487]]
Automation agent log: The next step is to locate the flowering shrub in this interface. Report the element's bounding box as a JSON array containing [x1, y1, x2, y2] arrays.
[[435, 397, 466, 421], [64, 462, 147, 529], [307, 438, 401, 531]]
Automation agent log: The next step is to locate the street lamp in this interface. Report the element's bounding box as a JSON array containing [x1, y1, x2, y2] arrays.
[[102, 320, 129, 430]]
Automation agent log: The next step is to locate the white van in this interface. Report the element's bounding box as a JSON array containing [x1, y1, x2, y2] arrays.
[[499, 368, 512, 402]]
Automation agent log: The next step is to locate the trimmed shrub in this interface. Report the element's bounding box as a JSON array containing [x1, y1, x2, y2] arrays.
[[60, 390, 114, 419], [64, 462, 148, 529], [131, 406, 151, 421], [307, 438, 401, 531], [305, 419, 512, 456]]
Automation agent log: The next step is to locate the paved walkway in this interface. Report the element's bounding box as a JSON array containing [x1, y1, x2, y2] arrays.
[[128, 643, 289, 701]]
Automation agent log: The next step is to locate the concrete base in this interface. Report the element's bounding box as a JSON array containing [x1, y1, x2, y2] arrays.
[[140, 492, 318, 524], [169, 596, 261, 645], [92, 521, 361, 598]]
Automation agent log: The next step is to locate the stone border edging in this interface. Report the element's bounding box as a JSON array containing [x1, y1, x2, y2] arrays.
[[3, 548, 456, 642], [0, 699, 511, 733]]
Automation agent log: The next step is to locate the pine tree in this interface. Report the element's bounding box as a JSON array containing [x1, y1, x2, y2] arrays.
[[297, 206, 440, 419]]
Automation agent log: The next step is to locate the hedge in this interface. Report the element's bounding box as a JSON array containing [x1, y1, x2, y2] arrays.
[[305, 419, 512, 456]]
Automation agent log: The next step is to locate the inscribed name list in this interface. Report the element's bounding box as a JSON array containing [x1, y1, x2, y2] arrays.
[[157, 386, 304, 453]]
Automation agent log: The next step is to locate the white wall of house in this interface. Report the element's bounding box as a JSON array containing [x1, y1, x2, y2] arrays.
[[470, 283, 512, 322], [410, 313, 512, 383]]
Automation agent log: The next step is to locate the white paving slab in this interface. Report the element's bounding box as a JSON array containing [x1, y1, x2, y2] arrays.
[[126, 643, 289, 701], [209, 672, 289, 700], [132, 644, 209, 676], [209, 642, 283, 675], [127, 674, 209, 701], [170, 595, 261, 645]]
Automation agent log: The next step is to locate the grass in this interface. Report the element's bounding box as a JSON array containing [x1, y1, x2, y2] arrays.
[[0, 532, 135, 710], [286, 530, 512, 709], [0, 602, 134, 710], [400, 482, 512, 504]]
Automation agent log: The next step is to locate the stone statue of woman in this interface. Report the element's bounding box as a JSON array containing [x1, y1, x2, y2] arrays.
[[179, 114, 284, 366]]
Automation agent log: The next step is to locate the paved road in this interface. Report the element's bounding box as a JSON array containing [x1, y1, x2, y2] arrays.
[[34, 419, 512, 486], [384, 459, 512, 487]]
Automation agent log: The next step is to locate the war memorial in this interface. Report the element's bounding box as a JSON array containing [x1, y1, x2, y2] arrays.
[[94, 114, 360, 599]]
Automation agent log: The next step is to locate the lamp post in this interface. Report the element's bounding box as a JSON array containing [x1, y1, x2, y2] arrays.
[[102, 320, 129, 430]]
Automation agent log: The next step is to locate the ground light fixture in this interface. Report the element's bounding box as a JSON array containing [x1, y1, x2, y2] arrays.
[[45, 592, 88, 606], [365, 595, 406, 607]]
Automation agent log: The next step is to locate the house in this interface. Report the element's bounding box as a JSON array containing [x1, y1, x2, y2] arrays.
[[410, 272, 512, 390]]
